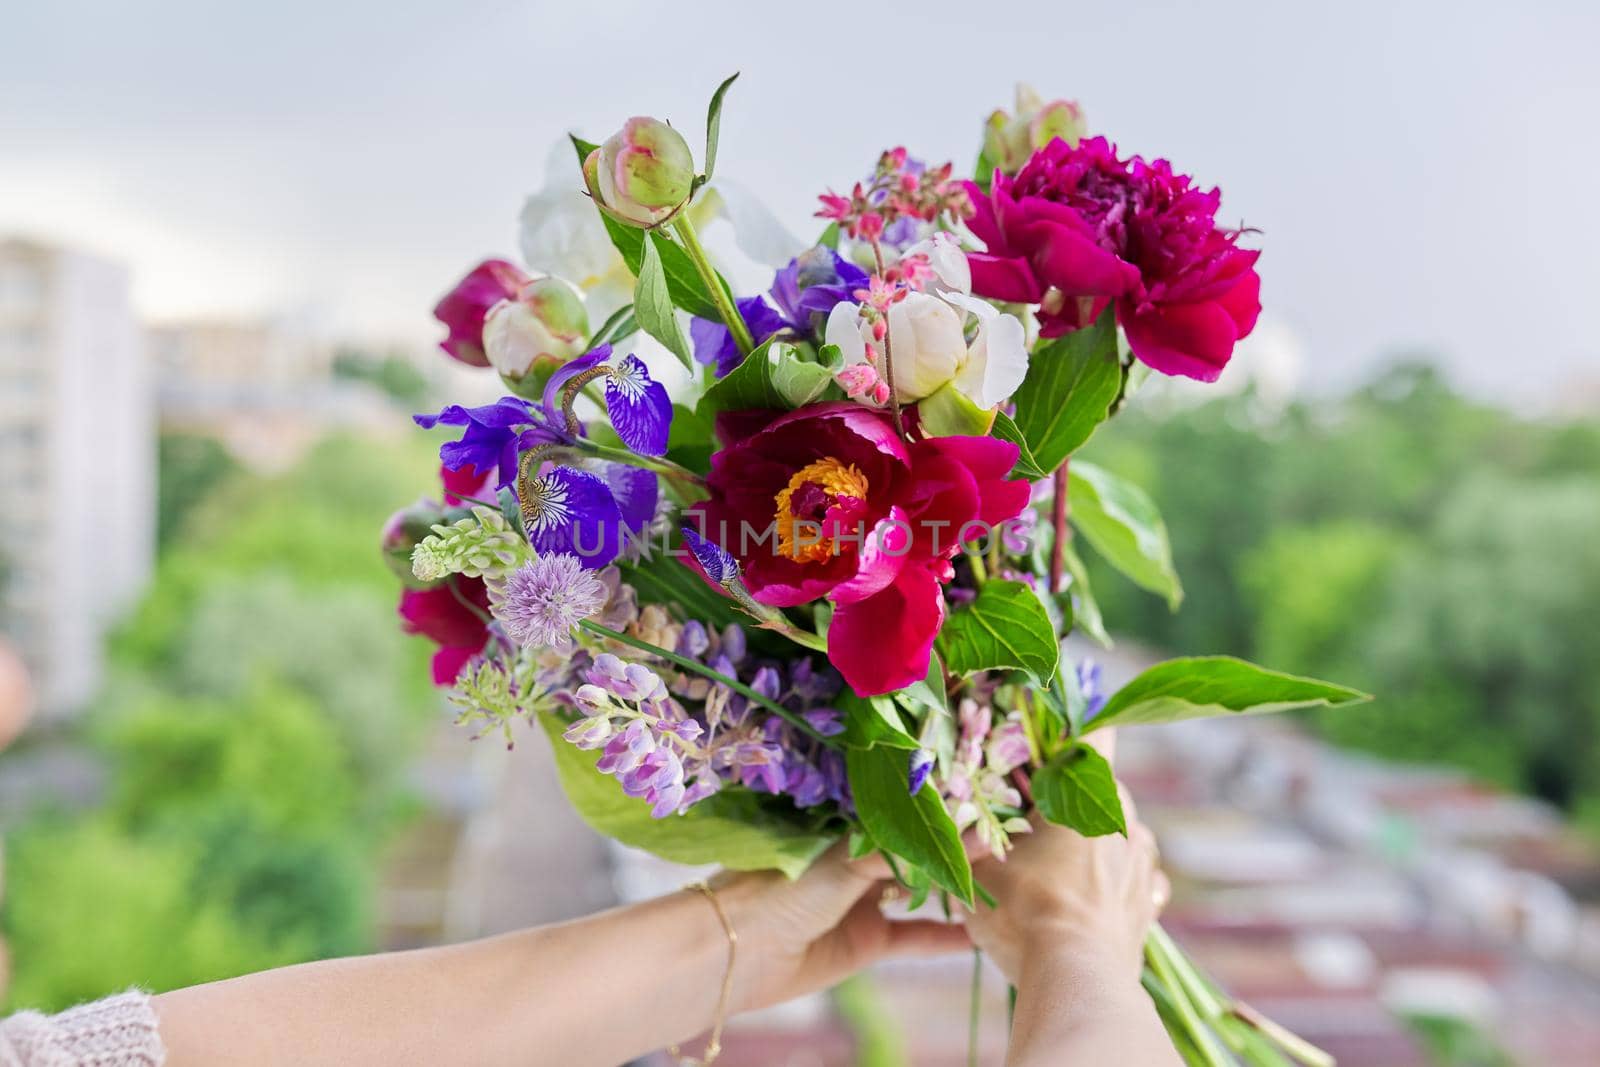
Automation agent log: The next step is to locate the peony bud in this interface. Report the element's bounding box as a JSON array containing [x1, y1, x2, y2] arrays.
[[433, 259, 531, 367], [982, 85, 1086, 177], [382, 497, 450, 588], [584, 117, 697, 228], [482, 277, 590, 395]]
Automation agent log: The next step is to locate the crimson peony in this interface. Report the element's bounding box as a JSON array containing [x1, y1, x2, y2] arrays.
[[965, 137, 1260, 382]]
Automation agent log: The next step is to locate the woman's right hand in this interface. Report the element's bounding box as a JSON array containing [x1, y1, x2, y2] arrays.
[[963, 732, 1167, 988]]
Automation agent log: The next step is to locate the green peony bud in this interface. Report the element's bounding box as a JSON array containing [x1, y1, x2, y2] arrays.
[[982, 85, 1086, 177], [584, 117, 697, 228], [482, 276, 590, 398]]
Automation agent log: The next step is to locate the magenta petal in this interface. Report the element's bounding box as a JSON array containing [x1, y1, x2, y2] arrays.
[[1120, 298, 1240, 383], [1216, 268, 1262, 339], [828, 506, 910, 606], [828, 566, 945, 697], [967, 252, 1044, 304], [431, 645, 477, 686], [914, 436, 1031, 531], [1012, 217, 1140, 299]]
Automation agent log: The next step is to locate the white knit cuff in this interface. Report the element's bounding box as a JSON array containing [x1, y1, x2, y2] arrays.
[[0, 990, 164, 1067]]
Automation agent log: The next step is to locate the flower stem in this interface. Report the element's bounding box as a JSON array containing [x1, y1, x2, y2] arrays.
[[1145, 929, 1233, 1067], [575, 439, 708, 490], [1049, 461, 1070, 594], [671, 212, 754, 356], [868, 239, 908, 441], [577, 620, 830, 744]]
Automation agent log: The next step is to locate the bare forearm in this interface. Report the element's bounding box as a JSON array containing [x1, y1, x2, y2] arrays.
[[1007, 950, 1181, 1067], [155, 890, 727, 1067]]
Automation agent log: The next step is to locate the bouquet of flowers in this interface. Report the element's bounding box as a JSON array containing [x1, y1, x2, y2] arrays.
[[384, 76, 1367, 1065]]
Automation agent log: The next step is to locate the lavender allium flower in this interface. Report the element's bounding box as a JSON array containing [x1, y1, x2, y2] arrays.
[[490, 553, 607, 650]]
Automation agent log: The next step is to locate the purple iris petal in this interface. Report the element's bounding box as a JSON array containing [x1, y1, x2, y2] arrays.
[[414, 396, 535, 488], [520, 466, 624, 568], [907, 748, 935, 794], [542, 344, 612, 416], [690, 297, 787, 377], [596, 462, 658, 534], [604, 354, 672, 457], [681, 526, 739, 585], [771, 248, 870, 331]]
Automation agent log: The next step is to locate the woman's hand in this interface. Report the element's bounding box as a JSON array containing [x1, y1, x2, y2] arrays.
[[715, 842, 972, 1014], [962, 730, 1181, 1066]]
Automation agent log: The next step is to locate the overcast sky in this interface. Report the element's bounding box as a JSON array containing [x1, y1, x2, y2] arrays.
[[3, 0, 1597, 402]]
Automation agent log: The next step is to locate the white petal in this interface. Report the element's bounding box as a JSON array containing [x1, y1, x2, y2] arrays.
[[903, 232, 971, 297], [706, 178, 808, 268], [519, 141, 620, 289], [824, 301, 868, 367], [959, 308, 1030, 408]]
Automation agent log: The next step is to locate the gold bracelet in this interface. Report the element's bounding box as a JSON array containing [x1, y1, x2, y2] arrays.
[[668, 880, 737, 1066]]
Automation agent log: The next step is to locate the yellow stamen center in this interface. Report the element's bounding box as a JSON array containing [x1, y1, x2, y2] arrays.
[[774, 457, 870, 563]]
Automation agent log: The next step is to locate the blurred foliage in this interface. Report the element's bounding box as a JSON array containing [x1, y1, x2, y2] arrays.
[[2, 433, 440, 1012], [156, 433, 242, 549], [331, 347, 432, 409], [1082, 363, 1600, 812], [1401, 1012, 1514, 1067]]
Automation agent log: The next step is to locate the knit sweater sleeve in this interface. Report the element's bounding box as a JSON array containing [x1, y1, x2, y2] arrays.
[[0, 991, 165, 1067]]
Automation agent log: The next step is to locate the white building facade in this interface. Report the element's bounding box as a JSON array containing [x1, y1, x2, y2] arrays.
[[0, 239, 154, 718]]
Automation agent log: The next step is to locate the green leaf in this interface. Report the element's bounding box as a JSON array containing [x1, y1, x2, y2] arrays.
[[936, 579, 1059, 682], [1010, 308, 1122, 472], [847, 745, 974, 905], [1058, 540, 1111, 647], [1086, 656, 1372, 732], [586, 303, 638, 350], [664, 401, 716, 473], [1068, 460, 1183, 609], [897, 651, 948, 719], [567, 135, 724, 320], [839, 691, 919, 750], [990, 411, 1047, 480], [702, 72, 739, 182], [700, 339, 837, 413], [540, 714, 832, 876], [1033, 744, 1126, 837], [634, 232, 694, 370]]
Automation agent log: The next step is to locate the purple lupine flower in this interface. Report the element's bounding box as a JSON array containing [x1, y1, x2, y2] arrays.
[[490, 553, 608, 650], [908, 748, 935, 794], [803, 707, 845, 737], [603, 354, 671, 457], [681, 525, 740, 585], [719, 624, 747, 665], [986, 717, 1032, 776], [676, 620, 711, 659], [1078, 659, 1107, 722], [586, 653, 667, 704]]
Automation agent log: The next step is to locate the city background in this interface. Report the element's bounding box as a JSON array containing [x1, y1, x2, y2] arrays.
[[3, 3, 1600, 1065]]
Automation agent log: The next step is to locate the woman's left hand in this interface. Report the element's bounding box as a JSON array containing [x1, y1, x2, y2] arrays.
[[714, 842, 972, 1013]]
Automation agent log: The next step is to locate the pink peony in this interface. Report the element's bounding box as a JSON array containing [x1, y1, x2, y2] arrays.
[[433, 259, 530, 367], [964, 137, 1260, 382], [691, 403, 1030, 696]]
